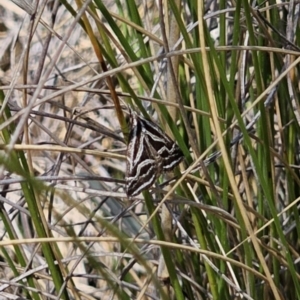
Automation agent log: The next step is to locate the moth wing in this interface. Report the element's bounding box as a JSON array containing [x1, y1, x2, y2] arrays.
[[125, 116, 162, 197], [139, 117, 184, 171], [126, 140, 161, 197]]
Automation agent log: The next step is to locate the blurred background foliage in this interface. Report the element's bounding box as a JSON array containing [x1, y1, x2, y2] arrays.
[[0, 0, 299, 299]]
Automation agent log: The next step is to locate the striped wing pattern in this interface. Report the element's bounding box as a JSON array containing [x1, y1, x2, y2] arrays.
[[126, 113, 183, 197]]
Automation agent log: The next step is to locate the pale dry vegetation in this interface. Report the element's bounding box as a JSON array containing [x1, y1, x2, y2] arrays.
[[0, 1, 300, 300]]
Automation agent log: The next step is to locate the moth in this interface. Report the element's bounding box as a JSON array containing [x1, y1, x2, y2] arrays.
[[125, 112, 184, 197]]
